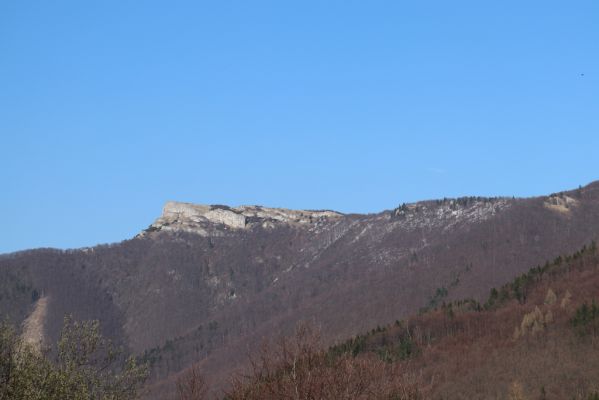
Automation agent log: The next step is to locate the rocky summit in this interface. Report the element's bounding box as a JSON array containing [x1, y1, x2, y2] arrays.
[[141, 201, 343, 236]]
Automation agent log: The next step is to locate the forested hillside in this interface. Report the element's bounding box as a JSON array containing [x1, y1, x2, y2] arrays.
[[198, 242, 599, 399], [2, 182, 599, 398]]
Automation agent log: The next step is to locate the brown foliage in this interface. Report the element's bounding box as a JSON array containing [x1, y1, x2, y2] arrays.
[[170, 245, 599, 399], [339, 245, 599, 399], [224, 322, 422, 400], [177, 364, 208, 400]]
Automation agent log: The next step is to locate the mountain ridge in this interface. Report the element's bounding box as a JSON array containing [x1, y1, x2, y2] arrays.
[[2, 181, 599, 399]]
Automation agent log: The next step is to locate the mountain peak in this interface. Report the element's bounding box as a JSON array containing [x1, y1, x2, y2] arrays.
[[141, 201, 344, 236]]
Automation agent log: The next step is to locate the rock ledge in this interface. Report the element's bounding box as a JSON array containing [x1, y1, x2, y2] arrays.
[[142, 201, 343, 236]]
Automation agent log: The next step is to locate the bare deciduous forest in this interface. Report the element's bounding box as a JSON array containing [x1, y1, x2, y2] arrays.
[[3, 183, 599, 399], [171, 243, 599, 399]]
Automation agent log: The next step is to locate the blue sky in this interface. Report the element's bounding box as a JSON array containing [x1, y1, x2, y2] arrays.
[[1, 1, 598, 253]]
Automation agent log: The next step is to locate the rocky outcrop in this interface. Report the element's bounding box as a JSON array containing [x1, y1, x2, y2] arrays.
[[141, 201, 344, 236], [544, 194, 579, 214]]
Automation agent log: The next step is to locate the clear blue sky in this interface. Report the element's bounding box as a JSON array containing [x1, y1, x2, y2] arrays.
[[1, 1, 598, 253]]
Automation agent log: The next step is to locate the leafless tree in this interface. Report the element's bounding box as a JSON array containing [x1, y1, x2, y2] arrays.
[[177, 364, 208, 400]]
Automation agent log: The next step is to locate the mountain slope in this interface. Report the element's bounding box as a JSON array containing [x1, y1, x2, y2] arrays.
[[321, 242, 599, 399], [222, 243, 599, 399], [1, 182, 599, 398]]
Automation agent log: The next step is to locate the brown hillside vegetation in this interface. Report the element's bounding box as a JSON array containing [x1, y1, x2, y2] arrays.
[[3, 244, 597, 399], [223, 323, 421, 400], [330, 243, 599, 399], [187, 243, 599, 399], [3, 182, 599, 399]]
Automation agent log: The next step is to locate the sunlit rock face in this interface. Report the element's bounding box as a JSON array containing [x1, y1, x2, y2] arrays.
[[162, 202, 212, 219], [141, 201, 344, 236]]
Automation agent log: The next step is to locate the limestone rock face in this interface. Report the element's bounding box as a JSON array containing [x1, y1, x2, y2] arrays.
[[162, 202, 211, 219], [204, 208, 247, 229], [141, 201, 344, 236], [544, 194, 579, 214]]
